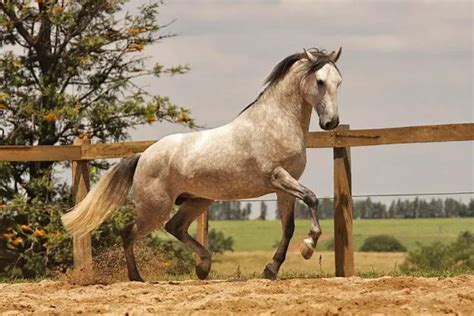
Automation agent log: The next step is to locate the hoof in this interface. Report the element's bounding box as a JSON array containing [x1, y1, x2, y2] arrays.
[[195, 260, 211, 280], [300, 242, 314, 260], [129, 275, 145, 282], [263, 264, 278, 280]]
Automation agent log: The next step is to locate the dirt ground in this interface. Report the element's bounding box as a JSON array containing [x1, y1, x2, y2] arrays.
[[0, 275, 472, 315]]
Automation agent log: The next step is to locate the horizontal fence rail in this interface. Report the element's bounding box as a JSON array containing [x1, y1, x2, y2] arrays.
[[306, 123, 474, 148], [0, 123, 472, 161]]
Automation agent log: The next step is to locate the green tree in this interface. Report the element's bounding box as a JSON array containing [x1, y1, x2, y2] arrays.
[[401, 231, 474, 273], [258, 201, 267, 220], [209, 201, 251, 220], [0, 0, 194, 202], [354, 198, 386, 219]]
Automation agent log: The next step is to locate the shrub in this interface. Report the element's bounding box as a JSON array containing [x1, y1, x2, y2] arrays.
[[0, 200, 141, 279], [400, 231, 474, 273], [146, 235, 195, 275], [0, 198, 72, 278], [360, 235, 407, 252], [92, 205, 136, 254], [208, 228, 234, 254]]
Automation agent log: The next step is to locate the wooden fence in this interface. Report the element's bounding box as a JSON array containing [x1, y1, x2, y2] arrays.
[[0, 123, 473, 278]]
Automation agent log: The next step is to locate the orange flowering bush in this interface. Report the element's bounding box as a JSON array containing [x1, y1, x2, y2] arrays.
[[0, 199, 72, 278], [0, 197, 135, 279], [42, 113, 57, 122], [127, 44, 145, 52], [0, 197, 136, 278]]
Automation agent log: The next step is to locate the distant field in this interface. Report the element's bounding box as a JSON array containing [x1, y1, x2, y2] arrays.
[[188, 218, 474, 252]]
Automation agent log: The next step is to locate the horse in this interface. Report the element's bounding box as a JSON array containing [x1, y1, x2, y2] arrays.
[[62, 47, 343, 281]]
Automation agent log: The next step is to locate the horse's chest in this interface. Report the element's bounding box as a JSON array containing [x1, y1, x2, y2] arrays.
[[280, 149, 306, 179]]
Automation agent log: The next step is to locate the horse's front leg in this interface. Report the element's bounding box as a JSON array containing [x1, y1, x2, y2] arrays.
[[270, 166, 322, 261], [263, 193, 295, 280]]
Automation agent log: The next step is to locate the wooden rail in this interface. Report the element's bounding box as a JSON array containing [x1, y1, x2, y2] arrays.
[[0, 122, 473, 278], [1, 123, 472, 161], [306, 123, 473, 148]]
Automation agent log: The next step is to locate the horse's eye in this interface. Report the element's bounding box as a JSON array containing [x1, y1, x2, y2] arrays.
[[317, 80, 324, 86]]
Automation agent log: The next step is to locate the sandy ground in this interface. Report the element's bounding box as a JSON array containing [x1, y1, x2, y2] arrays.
[[0, 275, 472, 315]]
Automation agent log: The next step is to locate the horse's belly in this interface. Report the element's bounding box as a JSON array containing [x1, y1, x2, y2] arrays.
[[178, 164, 272, 200], [197, 185, 272, 201]]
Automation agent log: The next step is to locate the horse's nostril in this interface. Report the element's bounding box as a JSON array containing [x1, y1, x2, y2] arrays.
[[323, 118, 339, 130]]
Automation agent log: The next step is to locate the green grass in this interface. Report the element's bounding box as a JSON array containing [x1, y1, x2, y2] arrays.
[[185, 218, 474, 252]]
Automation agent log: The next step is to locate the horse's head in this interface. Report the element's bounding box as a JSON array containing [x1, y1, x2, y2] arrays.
[[301, 48, 342, 130]]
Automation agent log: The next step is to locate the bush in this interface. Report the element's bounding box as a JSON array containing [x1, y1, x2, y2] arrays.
[[0, 198, 72, 278], [0, 200, 142, 279], [146, 235, 194, 275], [400, 231, 474, 273], [92, 205, 136, 254], [360, 235, 407, 252], [208, 228, 234, 254]]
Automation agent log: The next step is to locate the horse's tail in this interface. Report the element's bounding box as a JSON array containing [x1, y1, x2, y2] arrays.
[[62, 154, 141, 237]]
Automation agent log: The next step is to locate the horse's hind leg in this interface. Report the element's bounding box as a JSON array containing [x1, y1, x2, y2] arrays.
[[122, 194, 173, 282], [270, 166, 321, 261], [263, 192, 295, 280], [165, 198, 213, 280]]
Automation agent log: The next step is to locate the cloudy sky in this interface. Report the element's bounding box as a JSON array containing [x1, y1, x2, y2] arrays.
[[125, 1, 473, 210]]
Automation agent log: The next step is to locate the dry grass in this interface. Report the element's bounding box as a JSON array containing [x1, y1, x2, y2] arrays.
[[211, 250, 406, 277], [63, 249, 406, 284]]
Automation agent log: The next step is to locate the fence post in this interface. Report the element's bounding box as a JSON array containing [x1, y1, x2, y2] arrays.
[[196, 209, 209, 248], [71, 136, 93, 282], [333, 124, 354, 277]]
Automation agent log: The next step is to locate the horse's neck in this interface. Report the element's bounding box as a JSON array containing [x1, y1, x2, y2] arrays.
[[242, 83, 312, 136]]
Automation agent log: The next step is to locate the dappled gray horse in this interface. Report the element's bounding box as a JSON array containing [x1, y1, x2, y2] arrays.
[[62, 47, 343, 281]]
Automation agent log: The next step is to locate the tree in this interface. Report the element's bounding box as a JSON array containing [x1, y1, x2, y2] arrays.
[[460, 199, 474, 217], [258, 201, 267, 220], [0, 0, 194, 202], [293, 199, 307, 219], [208, 201, 251, 220], [319, 198, 333, 219]]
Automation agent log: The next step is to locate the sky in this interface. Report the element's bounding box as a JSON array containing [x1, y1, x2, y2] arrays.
[[124, 1, 473, 217]]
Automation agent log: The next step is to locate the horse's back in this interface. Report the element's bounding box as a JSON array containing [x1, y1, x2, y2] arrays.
[[132, 126, 269, 200]]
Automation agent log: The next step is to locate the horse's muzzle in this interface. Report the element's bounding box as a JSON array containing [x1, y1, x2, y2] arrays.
[[320, 117, 339, 130]]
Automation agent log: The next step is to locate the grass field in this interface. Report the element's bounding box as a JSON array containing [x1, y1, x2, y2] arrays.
[[211, 251, 406, 276], [155, 218, 473, 276], [189, 218, 474, 252]]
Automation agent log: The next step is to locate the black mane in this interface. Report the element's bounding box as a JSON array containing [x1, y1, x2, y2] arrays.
[[239, 49, 338, 115]]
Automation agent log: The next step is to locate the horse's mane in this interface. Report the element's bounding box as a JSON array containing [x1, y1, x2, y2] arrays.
[[239, 48, 338, 115]]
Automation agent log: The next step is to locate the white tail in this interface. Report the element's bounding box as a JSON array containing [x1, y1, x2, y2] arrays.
[[62, 154, 140, 237]]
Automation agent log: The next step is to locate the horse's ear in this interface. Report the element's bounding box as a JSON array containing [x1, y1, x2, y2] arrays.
[[329, 47, 342, 63], [303, 48, 316, 62]]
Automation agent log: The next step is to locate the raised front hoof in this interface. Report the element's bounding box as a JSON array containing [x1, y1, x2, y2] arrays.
[[195, 260, 211, 280], [263, 264, 278, 280], [300, 242, 314, 260]]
